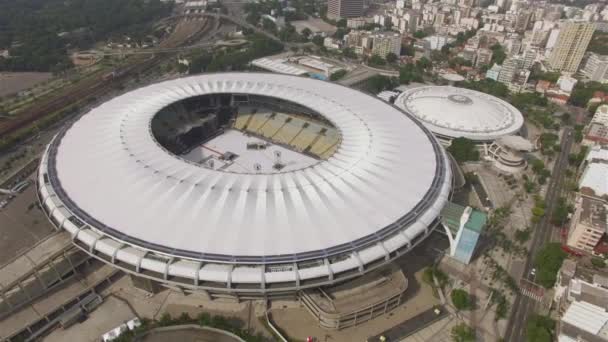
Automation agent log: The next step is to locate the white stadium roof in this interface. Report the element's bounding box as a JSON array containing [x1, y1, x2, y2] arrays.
[[39, 73, 451, 290], [394, 86, 524, 142]]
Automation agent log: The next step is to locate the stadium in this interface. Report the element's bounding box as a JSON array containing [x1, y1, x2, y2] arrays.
[[37, 73, 452, 298], [394, 86, 525, 144]]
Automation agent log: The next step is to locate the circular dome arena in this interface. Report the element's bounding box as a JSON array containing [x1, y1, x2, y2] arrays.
[[394, 86, 524, 142], [38, 73, 451, 295]]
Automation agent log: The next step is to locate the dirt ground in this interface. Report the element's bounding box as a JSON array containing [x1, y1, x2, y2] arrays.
[[0, 72, 52, 97]]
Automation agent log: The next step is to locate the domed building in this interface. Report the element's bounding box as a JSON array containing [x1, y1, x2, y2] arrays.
[[395, 86, 531, 171]]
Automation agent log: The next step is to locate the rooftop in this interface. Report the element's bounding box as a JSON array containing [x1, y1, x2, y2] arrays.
[[251, 58, 308, 76], [394, 86, 524, 141], [578, 195, 608, 232], [44, 72, 451, 261], [562, 301, 608, 336], [580, 164, 608, 198]]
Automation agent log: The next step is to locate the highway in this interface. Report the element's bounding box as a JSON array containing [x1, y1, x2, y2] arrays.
[[504, 126, 574, 342]]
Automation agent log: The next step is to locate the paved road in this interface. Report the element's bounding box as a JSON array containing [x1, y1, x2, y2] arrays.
[[504, 126, 573, 342]]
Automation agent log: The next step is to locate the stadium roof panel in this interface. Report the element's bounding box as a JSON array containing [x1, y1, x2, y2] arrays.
[[43, 73, 451, 262], [394, 86, 524, 141]]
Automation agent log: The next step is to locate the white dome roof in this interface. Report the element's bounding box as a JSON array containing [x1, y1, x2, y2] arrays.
[[43, 73, 451, 263], [395, 86, 524, 141]]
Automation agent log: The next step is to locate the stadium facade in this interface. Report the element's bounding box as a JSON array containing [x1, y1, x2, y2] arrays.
[[37, 73, 452, 298]]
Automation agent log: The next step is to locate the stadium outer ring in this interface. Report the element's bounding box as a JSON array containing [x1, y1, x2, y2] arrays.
[[37, 72, 452, 295]]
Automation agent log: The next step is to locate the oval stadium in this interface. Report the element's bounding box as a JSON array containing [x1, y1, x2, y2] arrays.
[[394, 85, 524, 143], [37, 73, 452, 296]]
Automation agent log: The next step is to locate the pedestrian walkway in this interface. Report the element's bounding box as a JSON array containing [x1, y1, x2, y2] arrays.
[[400, 315, 457, 342], [520, 287, 544, 302]]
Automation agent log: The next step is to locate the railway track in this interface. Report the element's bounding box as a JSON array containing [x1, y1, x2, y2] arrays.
[[0, 18, 212, 139]]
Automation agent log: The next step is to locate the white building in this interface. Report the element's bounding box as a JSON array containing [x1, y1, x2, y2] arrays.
[[423, 35, 455, 50], [557, 75, 578, 93], [583, 53, 608, 82], [394, 86, 524, 143], [486, 64, 502, 81], [371, 32, 402, 58]]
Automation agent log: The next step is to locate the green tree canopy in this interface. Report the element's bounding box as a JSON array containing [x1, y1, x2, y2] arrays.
[[0, 0, 173, 72], [490, 43, 506, 65], [448, 137, 480, 163], [526, 315, 555, 342], [369, 54, 386, 66], [534, 243, 567, 288], [386, 52, 398, 64], [312, 35, 324, 46], [451, 323, 475, 342], [459, 79, 509, 98], [451, 289, 472, 310]]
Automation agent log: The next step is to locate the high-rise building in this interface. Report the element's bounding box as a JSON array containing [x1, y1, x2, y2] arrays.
[[515, 10, 533, 33], [548, 20, 596, 73], [583, 52, 608, 82], [522, 48, 537, 69], [498, 57, 521, 84], [371, 32, 402, 58], [475, 48, 493, 67], [327, 0, 364, 19]]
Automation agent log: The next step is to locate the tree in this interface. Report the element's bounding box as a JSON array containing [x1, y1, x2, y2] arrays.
[[364, 75, 398, 93], [413, 30, 428, 39], [551, 197, 569, 226], [459, 79, 509, 98], [570, 81, 608, 108], [329, 69, 347, 81], [534, 243, 567, 288], [386, 52, 398, 64], [515, 228, 531, 243], [526, 315, 555, 342], [312, 35, 324, 46], [301, 28, 312, 38], [448, 137, 480, 163], [369, 54, 386, 66], [333, 27, 349, 40], [451, 323, 475, 342], [336, 18, 347, 28], [592, 257, 606, 268], [416, 56, 432, 70], [342, 47, 357, 59], [0, 0, 173, 72], [262, 18, 277, 33], [399, 63, 424, 84], [490, 43, 506, 65], [451, 289, 472, 310], [401, 44, 415, 56]]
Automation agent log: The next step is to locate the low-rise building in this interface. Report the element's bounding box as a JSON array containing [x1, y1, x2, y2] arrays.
[[580, 164, 608, 198], [486, 63, 502, 81], [592, 105, 608, 126], [585, 122, 608, 145], [536, 80, 553, 94], [323, 37, 342, 50], [557, 75, 578, 93], [567, 195, 607, 253]]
